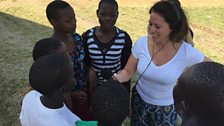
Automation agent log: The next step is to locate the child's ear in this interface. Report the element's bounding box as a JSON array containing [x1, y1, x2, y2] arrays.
[[49, 19, 57, 27], [96, 9, 99, 17]]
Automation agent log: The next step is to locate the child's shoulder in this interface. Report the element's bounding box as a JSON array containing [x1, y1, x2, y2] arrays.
[[72, 33, 81, 39], [115, 27, 132, 40], [81, 27, 97, 39], [72, 33, 82, 40], [115, 27, 128, 34], [24, 90, 41, 99], [22, 90, 41, 107], [83, 27, 96, 34]]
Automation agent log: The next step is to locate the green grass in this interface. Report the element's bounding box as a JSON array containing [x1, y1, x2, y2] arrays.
[[117, 7, 149, 40], [0, 0, 223, 126], [184, 7, 224, 63], [186, 7, 224, 31]]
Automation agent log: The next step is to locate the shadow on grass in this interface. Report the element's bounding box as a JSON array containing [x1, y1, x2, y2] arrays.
[[0, 11, 134, 126], [0, 11, 52, 126]]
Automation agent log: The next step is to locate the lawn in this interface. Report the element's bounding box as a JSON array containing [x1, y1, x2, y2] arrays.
[[0, 0, 223, 125]]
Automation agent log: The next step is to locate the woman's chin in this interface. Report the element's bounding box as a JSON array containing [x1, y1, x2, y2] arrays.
[[151, 37, 158, 42]]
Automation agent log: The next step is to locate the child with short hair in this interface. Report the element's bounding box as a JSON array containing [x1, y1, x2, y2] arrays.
[[173, 62, 224, 126], [20, 54, 80, 126], [32, 37, 67, 61], [32, 37, 76, 108], [91, 79, 130, 126], [82, 0, 132, 92], [46, 1, 94, 120]]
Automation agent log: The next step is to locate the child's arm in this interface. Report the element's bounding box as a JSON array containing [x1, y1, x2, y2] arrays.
[[121, 32, 132, 69], [120, 32, 132, 93], [82, 32, 91, 67], [82, 31, 97, 95], [87, 68, 97, 95]]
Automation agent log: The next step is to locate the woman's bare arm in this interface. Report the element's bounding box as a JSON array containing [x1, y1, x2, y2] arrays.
[[113, 54, 138, 83]]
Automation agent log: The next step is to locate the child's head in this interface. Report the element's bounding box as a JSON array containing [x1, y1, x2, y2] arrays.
[[32, 38, 67, 61], [29, 54, 74, 96], [174, 62, 224, 126], [91, 79, 129, 126], [97, 0, 118, 30], [46, 0, 76, 33], [162, 0, 181, 7]]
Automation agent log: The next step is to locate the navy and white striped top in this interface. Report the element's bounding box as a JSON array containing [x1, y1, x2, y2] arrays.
[[82, 27, 132, 85]]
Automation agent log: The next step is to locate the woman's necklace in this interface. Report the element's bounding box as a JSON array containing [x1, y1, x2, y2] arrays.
[[151, 39, 170, 61], [135, 39, 170, 84]]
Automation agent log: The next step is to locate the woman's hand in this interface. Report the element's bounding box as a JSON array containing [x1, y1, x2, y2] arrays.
[[112, 73, 118, 81], [112, 54, 138, 83]]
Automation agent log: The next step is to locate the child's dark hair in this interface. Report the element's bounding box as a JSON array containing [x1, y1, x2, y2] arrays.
[[46, 0, 71, 21], [91, 79, 129, 126], [98, 0, 118, 10], [179, 62, 224, 125], [32, 38, 64, 61], [162, 0, 181, 7], [29, 54, 73, 96], [149, 1, 189, 43]]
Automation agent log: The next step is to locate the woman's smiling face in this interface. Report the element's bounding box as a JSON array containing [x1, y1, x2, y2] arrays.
[[148, 11, 172, 43]]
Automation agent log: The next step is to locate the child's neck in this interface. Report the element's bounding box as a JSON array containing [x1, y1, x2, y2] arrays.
[[40, 94, 64, 109], [52, 30, 71, 42], [96, 26, 116, 43], [99, 26, 116, 35]]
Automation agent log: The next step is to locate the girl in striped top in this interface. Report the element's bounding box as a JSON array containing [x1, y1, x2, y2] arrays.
[[82, 0, 132, 92]]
